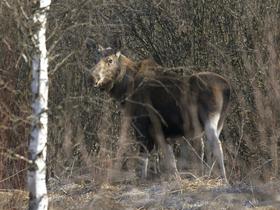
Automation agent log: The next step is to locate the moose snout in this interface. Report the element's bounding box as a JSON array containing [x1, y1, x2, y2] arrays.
[[88, 71, 100, 87], [87, 73, 99, 87], [92, 77, 100, 87]]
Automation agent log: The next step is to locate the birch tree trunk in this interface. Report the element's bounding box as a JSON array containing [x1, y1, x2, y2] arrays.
[[28, 0, 51, 209]]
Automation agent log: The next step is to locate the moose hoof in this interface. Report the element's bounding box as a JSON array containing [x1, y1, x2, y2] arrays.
[[162, 171, 181, 182]]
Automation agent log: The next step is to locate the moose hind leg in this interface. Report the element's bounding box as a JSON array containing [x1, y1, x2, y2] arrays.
[[164, 144, 179, 175], [204, 113, 227, 182], [138, 153, 149, 179]]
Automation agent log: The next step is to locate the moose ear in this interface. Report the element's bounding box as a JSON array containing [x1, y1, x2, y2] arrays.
[[97, 45, 113, 57], [116, 51, 121, 58], [97, 44, 105, 52]]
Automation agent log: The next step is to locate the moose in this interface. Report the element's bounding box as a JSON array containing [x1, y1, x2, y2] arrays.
[[91, 50, 231, 183]]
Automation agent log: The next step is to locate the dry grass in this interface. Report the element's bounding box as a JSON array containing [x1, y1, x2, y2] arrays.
[[1, 173, 279, 209], [0, 189, 28, 210], [44, 177, 280, 209]]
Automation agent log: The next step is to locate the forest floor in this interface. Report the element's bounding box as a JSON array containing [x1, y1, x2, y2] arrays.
[[1, 172, 280, 210]]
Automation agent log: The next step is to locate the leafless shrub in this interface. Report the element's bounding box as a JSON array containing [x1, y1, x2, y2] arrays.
[[0, 0, 33, 189], [1, 1, 280, 198]]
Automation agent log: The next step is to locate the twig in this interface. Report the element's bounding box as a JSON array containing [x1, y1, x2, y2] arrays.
[[0, 167, 29, 183], [0, 147, 33, 165], [49, 52, 74, 75]]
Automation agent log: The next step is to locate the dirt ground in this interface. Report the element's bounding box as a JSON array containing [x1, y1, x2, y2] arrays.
[[2, 174, 280, 210]]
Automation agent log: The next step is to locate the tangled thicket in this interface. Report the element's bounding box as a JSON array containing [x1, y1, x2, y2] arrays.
[[0, 0, 280, 189]]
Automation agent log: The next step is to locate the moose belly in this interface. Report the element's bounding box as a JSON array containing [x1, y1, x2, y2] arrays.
[[157, 105, 184, 138]]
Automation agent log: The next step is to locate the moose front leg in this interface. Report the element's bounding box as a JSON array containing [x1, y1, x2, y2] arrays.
[[148, 108, 180, 180], [109, 107, 132, 182]]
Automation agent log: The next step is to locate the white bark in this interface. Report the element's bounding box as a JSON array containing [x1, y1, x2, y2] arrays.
[[28, 0, 51, 210]]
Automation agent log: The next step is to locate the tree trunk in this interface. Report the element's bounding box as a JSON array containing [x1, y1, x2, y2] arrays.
[[28, 0, 51, 209]]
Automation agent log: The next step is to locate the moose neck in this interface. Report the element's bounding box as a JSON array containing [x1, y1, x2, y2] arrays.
[[109, 55, 137, 102]]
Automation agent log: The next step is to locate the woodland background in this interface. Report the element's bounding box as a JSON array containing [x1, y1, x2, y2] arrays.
[[1, 0, 280, 191]]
